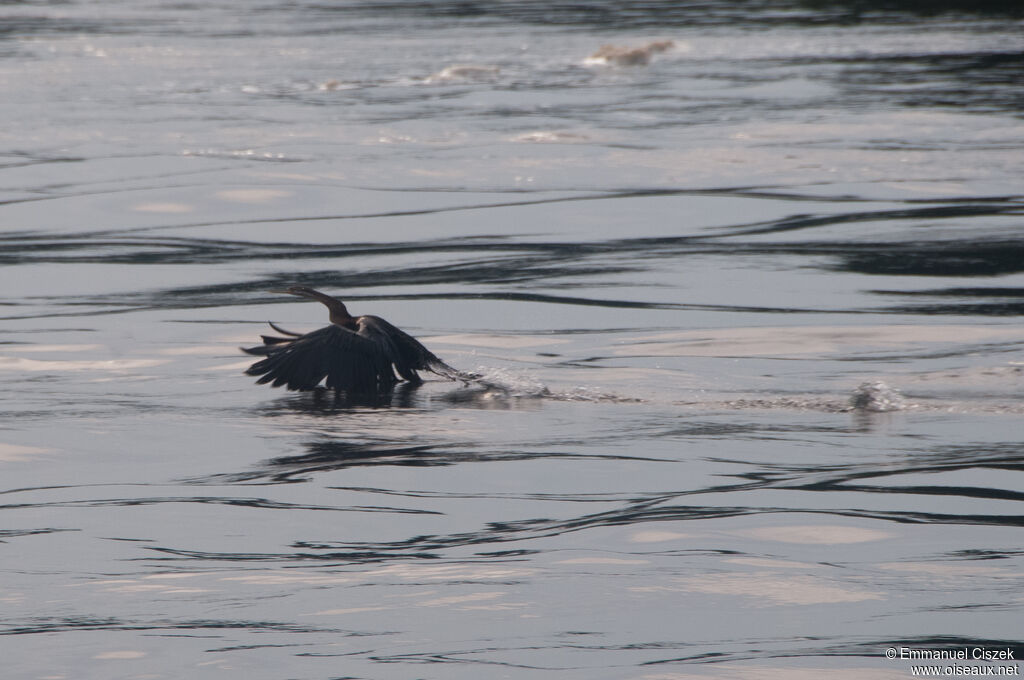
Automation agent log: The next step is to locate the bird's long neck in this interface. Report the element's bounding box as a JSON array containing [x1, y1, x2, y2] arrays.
[[305, 289, 352, 325]]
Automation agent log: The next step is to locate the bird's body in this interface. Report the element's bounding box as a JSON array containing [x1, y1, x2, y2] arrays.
[[242, 286, 462, 394]]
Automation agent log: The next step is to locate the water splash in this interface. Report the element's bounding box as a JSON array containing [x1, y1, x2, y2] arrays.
[[850, 380, 908, 412], [461, 366, 551, 399], [582, 40, 677, 67], [446, 367, 641, 404]]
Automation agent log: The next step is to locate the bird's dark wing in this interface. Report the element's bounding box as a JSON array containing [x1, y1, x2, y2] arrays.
[[356, 315, 464, 382], [243, 324, 396, 392]]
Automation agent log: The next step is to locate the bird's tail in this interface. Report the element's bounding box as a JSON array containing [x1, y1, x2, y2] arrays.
[[240, 323, 303, 356]]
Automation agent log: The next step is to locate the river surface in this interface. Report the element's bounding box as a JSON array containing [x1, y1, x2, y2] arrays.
[[2, 2, 1024, 679]]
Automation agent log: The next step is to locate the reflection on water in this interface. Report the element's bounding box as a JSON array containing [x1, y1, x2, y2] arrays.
[[3, 0, 1024, 678]]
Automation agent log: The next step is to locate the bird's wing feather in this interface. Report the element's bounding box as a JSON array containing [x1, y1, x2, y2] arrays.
[[357, 315, 462, 381], [244, 324, 395, 392]]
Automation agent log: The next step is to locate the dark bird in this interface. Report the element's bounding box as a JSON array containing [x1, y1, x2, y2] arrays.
[[242, 286, 464, 394]]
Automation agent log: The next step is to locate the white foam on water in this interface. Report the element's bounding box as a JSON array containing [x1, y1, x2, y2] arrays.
[[849, 380, 908, 413]]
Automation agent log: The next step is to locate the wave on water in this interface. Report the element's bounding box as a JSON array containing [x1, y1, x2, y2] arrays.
[[423, 64, 501, 84], [693, 381, 910, 414]]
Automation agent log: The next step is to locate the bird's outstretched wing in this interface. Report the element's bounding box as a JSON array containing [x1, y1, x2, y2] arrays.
[[356, 315, 468, 382], [243, 324, 397, 393]]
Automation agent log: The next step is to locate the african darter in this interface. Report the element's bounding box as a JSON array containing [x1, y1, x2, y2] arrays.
[[242, 286, 465, 393]]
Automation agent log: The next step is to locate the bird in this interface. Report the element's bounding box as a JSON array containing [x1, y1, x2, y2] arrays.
[[242, 286, 465, 394]]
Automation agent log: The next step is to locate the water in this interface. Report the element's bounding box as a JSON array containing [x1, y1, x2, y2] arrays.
[[2, 1, 1024, 678]]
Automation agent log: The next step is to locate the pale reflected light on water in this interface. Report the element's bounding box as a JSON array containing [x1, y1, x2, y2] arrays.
[[2, 0, 1024, 678]]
